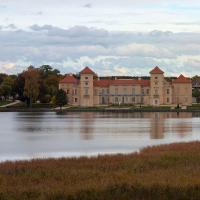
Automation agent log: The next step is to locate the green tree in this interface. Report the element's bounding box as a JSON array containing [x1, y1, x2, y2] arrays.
[[55, 89, 68, 109], [23, 66, 40, 107], [193, 88, 200, 103], [38, 65, 60, 103], [0, 76, 15, 100], [14, 73, 25, 100]]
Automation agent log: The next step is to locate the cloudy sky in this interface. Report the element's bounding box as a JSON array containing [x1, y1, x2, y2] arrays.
[[0, 0, 200, 76]]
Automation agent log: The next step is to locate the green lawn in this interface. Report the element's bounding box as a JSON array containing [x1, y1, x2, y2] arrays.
[[0, 100, 11, 106], [0, 142, 200, 200]]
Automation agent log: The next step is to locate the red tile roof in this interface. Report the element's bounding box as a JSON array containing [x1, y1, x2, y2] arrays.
[[150, 66, 164, 74], [173, 74, 191, 84], [80, 66, 96, 75], [94, 80, 111, 87], [94, 79, 150, 87], [59, 75, 78, 84]]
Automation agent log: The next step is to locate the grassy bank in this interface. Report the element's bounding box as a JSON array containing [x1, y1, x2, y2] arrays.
[[0, 142, 200, 200], [0, 100, 11, 106], [0, 102, 55, 112]]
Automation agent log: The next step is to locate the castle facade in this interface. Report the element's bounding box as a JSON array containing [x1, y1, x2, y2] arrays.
[[59, 66, 192, 107]]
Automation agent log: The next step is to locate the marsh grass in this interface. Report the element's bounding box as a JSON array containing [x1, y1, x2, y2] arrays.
[[0, 142, 200, 200]]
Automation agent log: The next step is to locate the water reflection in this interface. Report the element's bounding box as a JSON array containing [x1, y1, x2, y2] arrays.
[[150, 113, 165, 139], [14, 112, 194, 140], [80, 112, 94, 140], [0, 111, 199, 161]]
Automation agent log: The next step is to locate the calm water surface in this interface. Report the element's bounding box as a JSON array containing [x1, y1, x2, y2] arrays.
[[0, 112, 200, 161]]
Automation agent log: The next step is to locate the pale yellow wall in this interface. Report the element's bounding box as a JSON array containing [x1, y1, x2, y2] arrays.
[[163, 80, 173, 105], [150, 74, 164, 106], [105, 84, 150, 105], [80, 74, 94, 107], [93, 87, 100, 105], [59, 83, 80, 105], [173, 83, 192, 105]]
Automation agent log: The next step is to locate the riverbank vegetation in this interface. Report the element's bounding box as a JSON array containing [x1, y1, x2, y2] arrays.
[[0, 65, 62, 107], [0, 142, 200, 200]]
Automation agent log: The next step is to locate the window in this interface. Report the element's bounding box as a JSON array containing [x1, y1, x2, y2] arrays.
[[146, 89, 149, 95], [123, 88, 127, 94], [102, 97, 105, 104], [155, 77, 158, 79], [85, 82, 88, 86], [74, 89, 77, 95], [102, 89, 105, 95], [85, 77, 88, 80], [141, 88, 144, 95], [74, 98, 78, 103], [132, 97, 135, 103], [167, 98, 169, 103], [66, 89, 70, 94], [167, 89, 170, 94], [155, 89, 158, 95], [115, 97, 118, 103]]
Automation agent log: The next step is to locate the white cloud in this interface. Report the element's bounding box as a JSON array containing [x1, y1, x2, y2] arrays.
[[0, 25, 200, 76]]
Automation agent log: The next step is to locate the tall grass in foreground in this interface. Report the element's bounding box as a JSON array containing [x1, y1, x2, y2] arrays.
[[0, 142, 200, 200]]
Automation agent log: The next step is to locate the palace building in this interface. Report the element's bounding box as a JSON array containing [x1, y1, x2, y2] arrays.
[[59, 66, 192, 107]]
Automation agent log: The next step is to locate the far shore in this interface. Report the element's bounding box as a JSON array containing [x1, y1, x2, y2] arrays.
[[0, 105, 200, 113]]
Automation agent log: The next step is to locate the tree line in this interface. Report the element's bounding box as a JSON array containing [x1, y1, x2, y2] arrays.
[[0, 65, 67, 107]]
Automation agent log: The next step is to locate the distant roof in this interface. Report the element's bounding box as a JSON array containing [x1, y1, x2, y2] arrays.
[[150, 66, 164, 74], [94, 79, 150, 87], [59, 75, 78, 84], [94, 80, 111, 87], [80, 67, 96, 75], [173, 74, 191, 84]]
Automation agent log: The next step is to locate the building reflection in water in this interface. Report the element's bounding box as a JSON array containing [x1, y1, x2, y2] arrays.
[[150, 112, 193, 139], [80, 112, 94, 140], [171, 112, 192, 138], [150, 112, 165, 139]]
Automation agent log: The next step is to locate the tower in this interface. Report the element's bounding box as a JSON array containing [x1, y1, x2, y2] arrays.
[[80, 67, 96, 107], [150, 66, 165, 106]]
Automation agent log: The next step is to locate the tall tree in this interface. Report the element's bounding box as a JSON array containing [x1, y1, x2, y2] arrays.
[[55, 89, 68, 109], [14, 73, 25, 100], [0, 76, 15, 100], [38, 65, 60, 103], [23, 66, 40, 107]]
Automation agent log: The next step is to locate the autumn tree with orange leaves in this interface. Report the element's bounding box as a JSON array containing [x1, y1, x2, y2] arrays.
[[23, 66, 40, 107]]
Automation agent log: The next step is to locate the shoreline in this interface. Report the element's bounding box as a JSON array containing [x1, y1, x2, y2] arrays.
[[0, 107, 200, 112]]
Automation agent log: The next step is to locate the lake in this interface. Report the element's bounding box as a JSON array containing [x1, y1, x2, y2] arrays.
[[0, 112, 200, 161]]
